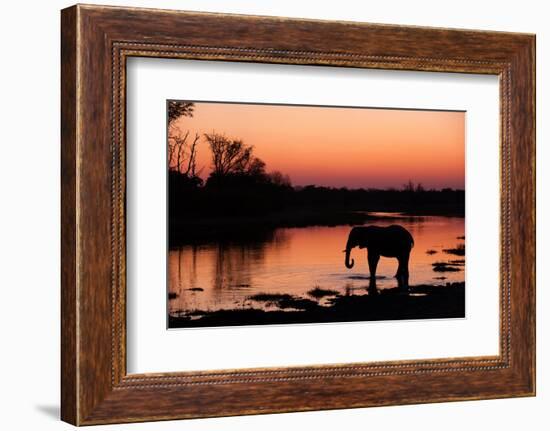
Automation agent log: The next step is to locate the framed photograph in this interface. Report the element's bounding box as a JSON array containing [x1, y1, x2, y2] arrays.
[[165, 100, 466, 329], [61, 4, 535, 425]]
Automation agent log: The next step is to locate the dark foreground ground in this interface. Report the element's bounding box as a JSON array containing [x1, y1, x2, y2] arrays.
[[169, 282, 465, 328]]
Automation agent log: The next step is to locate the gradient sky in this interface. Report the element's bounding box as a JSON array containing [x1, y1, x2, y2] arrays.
[[170, 102, 465, 190]]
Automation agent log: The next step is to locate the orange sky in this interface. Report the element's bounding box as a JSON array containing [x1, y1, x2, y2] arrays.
[[170, 102, 465, 190]]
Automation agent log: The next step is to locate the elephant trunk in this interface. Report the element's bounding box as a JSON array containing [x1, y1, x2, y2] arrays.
[[344, 247, 355, 269]]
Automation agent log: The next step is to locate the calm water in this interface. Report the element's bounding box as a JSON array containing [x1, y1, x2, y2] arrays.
[[168, 213, 465, 315]]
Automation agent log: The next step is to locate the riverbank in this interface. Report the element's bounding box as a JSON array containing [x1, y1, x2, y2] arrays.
[[169, 208, 464, 246], [169, 282, 465, 328]]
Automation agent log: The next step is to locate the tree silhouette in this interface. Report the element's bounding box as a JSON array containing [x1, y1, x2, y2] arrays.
[[403, 180, 415, 192], [268, 171, 292, 187], [168, 127, 200, 177], [167, 101, 201, 178], [403, 180, 425, 193], [168, 101, 194, 125], [204, 132, 265, 177]]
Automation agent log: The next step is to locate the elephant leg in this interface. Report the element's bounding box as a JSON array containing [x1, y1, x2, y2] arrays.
[[397, 252, 410, 290], [367, 252, 380, 292]]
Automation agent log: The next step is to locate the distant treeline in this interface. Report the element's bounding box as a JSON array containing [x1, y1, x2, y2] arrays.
[[169, 169, 465, 221]]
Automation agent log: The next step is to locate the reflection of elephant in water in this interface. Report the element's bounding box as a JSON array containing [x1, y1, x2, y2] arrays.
[[344, 225, 414, 290]]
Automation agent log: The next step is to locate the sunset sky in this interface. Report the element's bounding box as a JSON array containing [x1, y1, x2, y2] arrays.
[[170, 101, 465, 190]]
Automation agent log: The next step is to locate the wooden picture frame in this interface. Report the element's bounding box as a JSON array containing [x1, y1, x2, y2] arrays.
[[61, 4, 535, 425]]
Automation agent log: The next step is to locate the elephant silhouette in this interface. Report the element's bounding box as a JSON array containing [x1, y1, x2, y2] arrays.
[[344, 225, 414, 292]]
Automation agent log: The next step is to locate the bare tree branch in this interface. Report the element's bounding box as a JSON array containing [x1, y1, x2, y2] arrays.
[[186, 133, 200, 176], [204, 132, 262, 177]]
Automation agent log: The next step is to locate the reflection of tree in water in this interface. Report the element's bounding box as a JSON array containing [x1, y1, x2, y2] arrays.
[[168, 247, 200, 312], [173, 246, 199, 291], [210, 230, 289, 291], [184, 245, 199, 290]]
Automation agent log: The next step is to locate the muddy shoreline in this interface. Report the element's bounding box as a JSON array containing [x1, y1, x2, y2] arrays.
[[169, 282, 465, 328]]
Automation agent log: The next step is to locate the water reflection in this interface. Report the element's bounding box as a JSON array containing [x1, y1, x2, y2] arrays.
[[168, 214, 465, 315]]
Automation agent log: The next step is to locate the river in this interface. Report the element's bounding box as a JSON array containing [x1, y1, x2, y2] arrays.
[[168, 213, 465, 316]]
